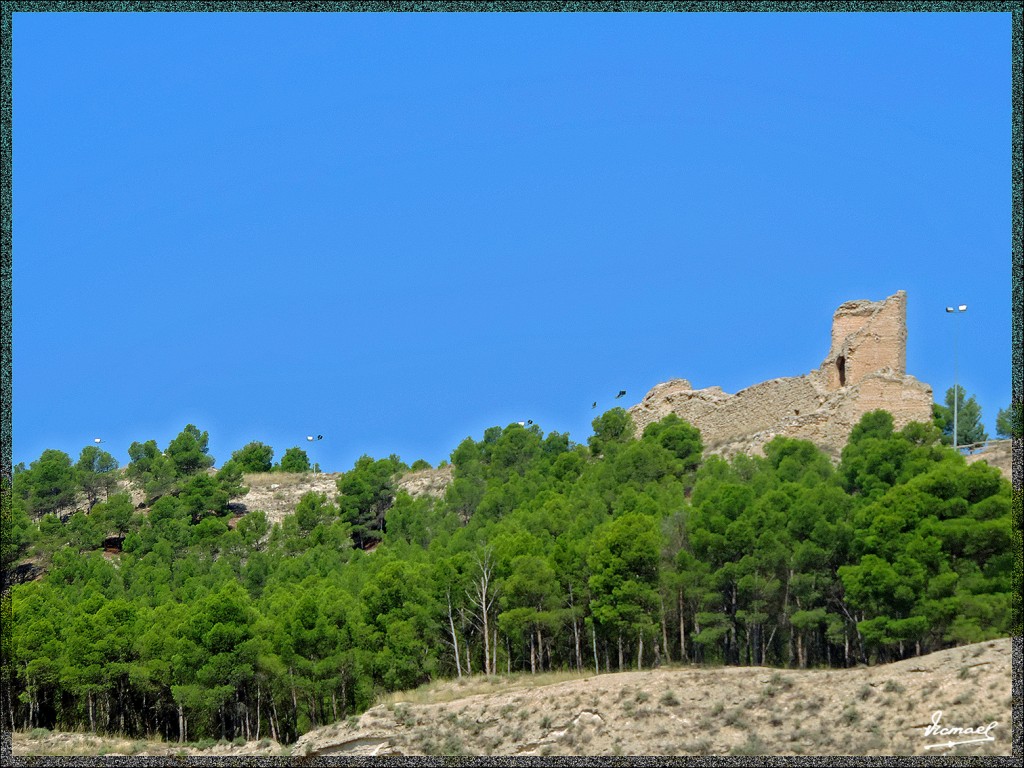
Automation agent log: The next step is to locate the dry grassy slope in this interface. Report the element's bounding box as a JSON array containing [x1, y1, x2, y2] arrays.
[[292, 637, 1013, 757], [14, 638, 1011, 757], [962, 440, 1013, 481]]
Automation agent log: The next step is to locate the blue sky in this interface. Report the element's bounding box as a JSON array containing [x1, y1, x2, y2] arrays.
[[12, 10, 1013, 472]]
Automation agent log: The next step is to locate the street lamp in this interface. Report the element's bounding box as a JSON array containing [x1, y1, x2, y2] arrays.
[[945, 304, 968, 449], [306, 434, 323, 475]]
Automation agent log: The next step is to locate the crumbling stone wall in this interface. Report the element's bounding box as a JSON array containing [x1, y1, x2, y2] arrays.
[[629, 291, 934, 459]]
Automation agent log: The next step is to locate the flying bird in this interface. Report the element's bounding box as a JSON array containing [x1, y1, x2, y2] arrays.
[[527, 419, 533, 425], [616, 390, 626, 399], [592, 402, 597, 409]]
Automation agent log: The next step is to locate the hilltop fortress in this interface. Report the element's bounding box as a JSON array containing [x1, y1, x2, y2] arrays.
[[628, 290, 935, 459]]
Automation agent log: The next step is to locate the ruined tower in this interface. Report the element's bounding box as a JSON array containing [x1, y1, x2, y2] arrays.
[[628, 291, 934, 459]]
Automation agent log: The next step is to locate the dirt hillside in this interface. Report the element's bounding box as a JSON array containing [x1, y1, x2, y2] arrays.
[[13, 637, 1012, 757]]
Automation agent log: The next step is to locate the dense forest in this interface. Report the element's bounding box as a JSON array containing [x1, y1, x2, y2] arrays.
[[2, 408, 1016, 745]]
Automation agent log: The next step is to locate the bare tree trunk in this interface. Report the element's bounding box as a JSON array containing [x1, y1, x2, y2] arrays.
[[637, 629, 644, 670], [617, 633, 624, 671], [466, 549, 497, 676], [661, 596, 671, 664], [493, 628, 498, 676], [447, 590, 463, 678], [567, 585, 582, 671], [256, 686, 261, 741], [592, 623, 599, 674], [679, 591, 686, 663], [530, 634, 536, 674], [572, 616, 582, 671]]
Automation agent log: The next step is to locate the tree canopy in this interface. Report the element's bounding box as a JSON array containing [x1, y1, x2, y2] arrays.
[[7, 410, 1013, 747]]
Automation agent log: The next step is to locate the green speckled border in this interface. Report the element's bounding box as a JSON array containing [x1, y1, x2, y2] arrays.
[[0, 1, 1020, 765]]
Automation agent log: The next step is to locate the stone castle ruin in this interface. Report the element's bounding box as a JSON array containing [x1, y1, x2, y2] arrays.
[[628, 291, 934, 459]]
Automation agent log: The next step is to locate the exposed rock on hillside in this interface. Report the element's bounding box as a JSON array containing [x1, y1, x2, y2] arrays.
[[396, 465, 454, 498], [629, 291, 935, 459], [228, 466, 453, 527]]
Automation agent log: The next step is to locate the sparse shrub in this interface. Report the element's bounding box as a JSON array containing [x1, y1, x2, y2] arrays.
[[858, 683, 874, 700], [347, 715, 359, 728], [196, 738, 216, 751], [731, 734, 768, 756], [958, 666, 971, 679], [952, 691, 974, 705], [710, 701, 725, 716], [724, 708, 747, 728], [687, 739, 712, 755], [232, 736, 246, 747], [840, 705, 861, 725], [258, 738, 271, 748], [28, 728, 50, 739], [882, 680, 905, 694], [394, 704, 415, 727], [769, 714, 784, 727], [540, 715, 553, 729], [634, 690, 650, 703], [659, 690, 680, 707]]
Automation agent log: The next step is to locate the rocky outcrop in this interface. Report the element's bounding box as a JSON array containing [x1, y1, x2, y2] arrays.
[[395, 465, 453, 499], [629, 291, 934, 459]]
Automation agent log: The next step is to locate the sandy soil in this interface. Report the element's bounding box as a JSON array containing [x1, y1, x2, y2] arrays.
[[13, 637, 1012, 758]]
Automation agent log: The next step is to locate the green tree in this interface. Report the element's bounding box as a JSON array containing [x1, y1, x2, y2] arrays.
[[587, 512, 662, 670], [230, 442, 274, 474], [588, 408, 636, 457], [126, 440, 176, 502], [21, 449, 78, 517], [337, 455, 404, 549], [166, 424, 215, 478], [934, 386, 988, 446], [642, 414, 704, 473], [277, 447, 311, 473], [92, 494, 137, 537], [994, 403, 1021, 439], [75, 446, 119, 509]]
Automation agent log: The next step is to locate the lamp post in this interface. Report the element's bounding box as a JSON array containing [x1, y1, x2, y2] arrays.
[[945, 304, 967, 449], [306, 434, 323, 475]]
